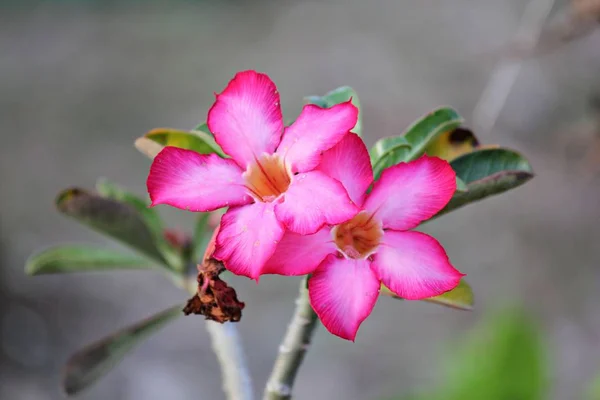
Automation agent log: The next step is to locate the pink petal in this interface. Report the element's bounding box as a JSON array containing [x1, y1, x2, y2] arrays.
[[207, 71, 283, 168], [316, 132, 373, 206], [148, 147, 251, 212], [308, 254, 380, 341], [213, 202, 284, 280], [363, 155, 456, 230], [275, 171, 359, 235], [276, 101, 358, 173], [371, 230, 464, 300], [262, 226, 336, 276]]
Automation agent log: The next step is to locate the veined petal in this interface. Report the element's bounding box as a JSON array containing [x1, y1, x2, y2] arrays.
[[214, 202, 284, 280], [363, 155, 456, 230], [262, 226, 336, 276], [207, 71, 283, 168], [276, 101, 358, 173], [275, 171, 359, 235], [148, 147, 251, 212], [308, 254, 380, 341], [316, 132, 373, 206], [371, 230, 464, 300]]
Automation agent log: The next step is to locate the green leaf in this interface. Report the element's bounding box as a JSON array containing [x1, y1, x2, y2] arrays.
[[136, 127, 225, 159], [439, 310, 547, 400], [370, 107, 463, 179], [422, 280, 473, 310], [95, 179, 183, 271], [587, 372, 600, 400], [455, 176, 469, 193], [56, 188, 171, 268], [369, 136, 412, 180], [305, 86, 362, 136], [436, 148, 534, 218], [191, 212, 211, 264], [25, 245, 150, 275], [381, 279, 474, 311], [62, 306, 182, 396]]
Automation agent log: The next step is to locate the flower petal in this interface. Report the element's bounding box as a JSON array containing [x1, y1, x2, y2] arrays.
[[213, 202, 284, 280], [275, 171, 359, 235], [276, 101, 358, 173], [308, 254, 380, 341], [316, 132, 373, 206], [148, 147, 251, 212], [262, 226, 336, 276], [371, 230, 464, 300], [363, 155, 456, 230], [207, 70, 283, 168]]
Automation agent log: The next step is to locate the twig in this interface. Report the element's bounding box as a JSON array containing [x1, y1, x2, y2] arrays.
[[184, 278, 254, 400], [206, 321, 255, 400], [263, 278, 319, 400], [472, 0, 556, 136]]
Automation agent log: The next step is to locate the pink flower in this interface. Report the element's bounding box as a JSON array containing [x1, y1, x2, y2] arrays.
[[264, 133, 465, 341], [147, 71, 359, 279]]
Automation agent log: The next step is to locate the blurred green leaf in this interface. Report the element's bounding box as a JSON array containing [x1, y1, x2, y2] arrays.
[[95, 179, 183, 271], [191, 212, 211, 264], [390, 310, 547, 400], [135, 127, 225, 159], [436, 148, 534, 218], [455, 176, 468, 193], [62, 306, 182, 396], [439, 310, 547, 400], [587, 372, 600, 400], [56, 187, 171, 269], [25, 245, 150, 275], [305, 86, 362, 136], [369, 136, 412, 180], [381, 279, 474, 311]]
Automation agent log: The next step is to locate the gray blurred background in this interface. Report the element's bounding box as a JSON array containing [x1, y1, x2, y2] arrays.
[[1, 1, 600, 399]]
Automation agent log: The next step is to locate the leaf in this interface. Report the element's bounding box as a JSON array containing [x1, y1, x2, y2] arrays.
[[587, 372, 600, 400], [423, 127, 481, 162], [436, 148, 534, 218], [134, 137, 164, 159], [369, 136, 412, 180], [25, 245, 150, 275], [422, 280, 474, 310], [455, 176, 469, 193], [304, 86, 362, 136], [191, 212, 211, 264], [95, 179, 183, 271], [381, 279, 474, 311], [62, 306, 182, 396], [135, 127, 225, 159], [438, 310, 547, 400], [56, 188, 169, 268]]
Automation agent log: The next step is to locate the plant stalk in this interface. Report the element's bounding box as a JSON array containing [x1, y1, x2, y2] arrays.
[[184, 278, 254, 400], [263, 278, 319, 400]]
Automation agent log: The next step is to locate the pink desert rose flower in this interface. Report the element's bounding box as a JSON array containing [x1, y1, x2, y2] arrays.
[[147, 71, 359, 279], [263, 133, 465, 341]]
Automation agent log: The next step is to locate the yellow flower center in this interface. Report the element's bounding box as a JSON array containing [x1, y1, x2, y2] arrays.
[[244, 154, 291, 202], [333, 211, 383, 259]]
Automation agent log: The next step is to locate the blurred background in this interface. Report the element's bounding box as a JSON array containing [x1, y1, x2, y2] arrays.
[[1, 0, 600, 399]]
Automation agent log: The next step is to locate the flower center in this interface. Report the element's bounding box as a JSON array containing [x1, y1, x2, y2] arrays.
[[244, 154, 291, 202], [333, 211, 383, 259]]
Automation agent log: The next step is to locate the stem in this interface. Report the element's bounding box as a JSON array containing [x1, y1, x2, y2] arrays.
[[471, 0, 555, 135], [263, 278, 319, 400], [206, 321, 254, 400], [184, 278, 254, 400]]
